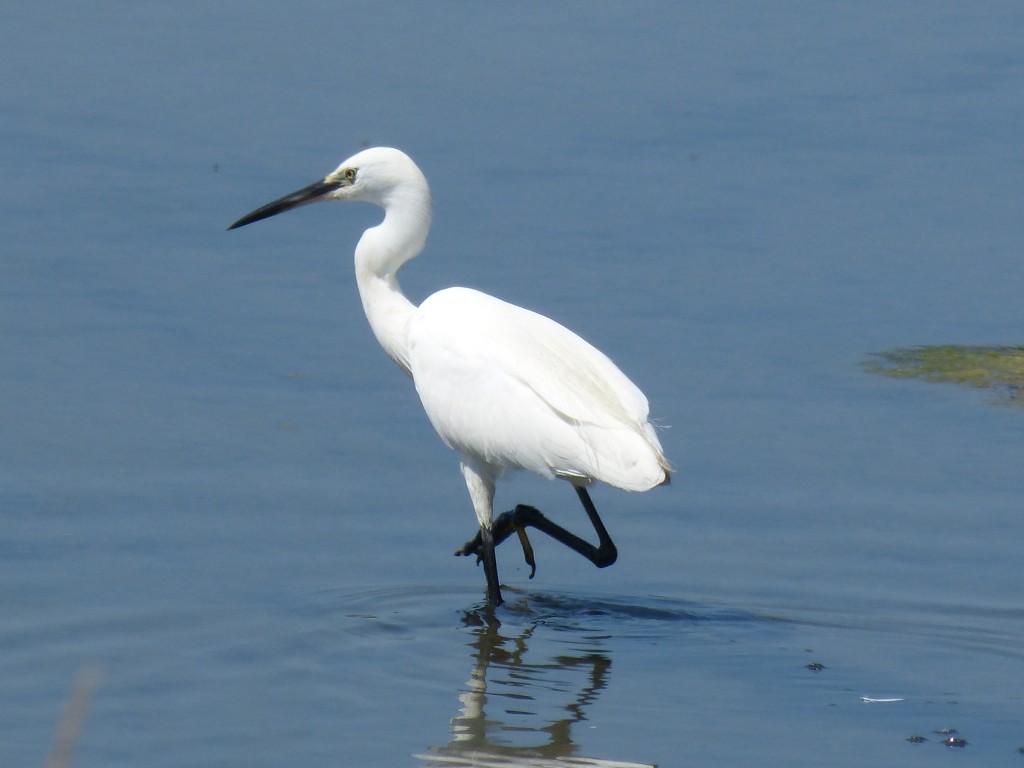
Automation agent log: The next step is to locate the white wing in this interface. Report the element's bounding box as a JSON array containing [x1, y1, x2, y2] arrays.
[[408, 287, 670, 491]]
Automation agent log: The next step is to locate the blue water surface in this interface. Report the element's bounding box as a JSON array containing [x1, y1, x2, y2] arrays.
[[2, 3, 1022, 766]]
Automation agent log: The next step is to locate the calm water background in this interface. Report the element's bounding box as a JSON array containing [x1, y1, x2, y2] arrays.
[[3, 3, 1022, 766]]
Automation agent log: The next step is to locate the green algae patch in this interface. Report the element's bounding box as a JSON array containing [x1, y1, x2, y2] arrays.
[[865, 346, 1024, 407]]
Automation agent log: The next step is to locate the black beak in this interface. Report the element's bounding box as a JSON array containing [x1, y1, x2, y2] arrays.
[[228, 178, 341, 230]]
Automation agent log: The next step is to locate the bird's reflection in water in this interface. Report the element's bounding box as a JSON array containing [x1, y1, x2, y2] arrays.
[[416, 607, 654, 768]]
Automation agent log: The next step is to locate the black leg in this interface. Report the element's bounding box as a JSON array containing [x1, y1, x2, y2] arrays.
[[572, 485, 618, 567], [455, 486, 618, 574], [478, 526, 504, 607]]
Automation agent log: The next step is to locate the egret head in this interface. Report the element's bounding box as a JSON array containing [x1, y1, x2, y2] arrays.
[[228, 146, 429, 230]]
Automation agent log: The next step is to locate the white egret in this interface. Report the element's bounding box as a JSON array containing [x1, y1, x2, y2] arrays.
[[229, 147, 671, 606]]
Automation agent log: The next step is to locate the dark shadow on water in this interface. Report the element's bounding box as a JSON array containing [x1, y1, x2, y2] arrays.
[[310, 583, 785, 630], [496, 588, 776, 626]]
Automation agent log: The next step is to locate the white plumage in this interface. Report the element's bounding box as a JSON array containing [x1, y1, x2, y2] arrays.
[[410, 287, 668, 492], [229, 147, 670, 606]]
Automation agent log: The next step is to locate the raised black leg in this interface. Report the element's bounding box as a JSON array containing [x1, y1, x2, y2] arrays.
[[572, 486, 618, 566], [455, 486, 618, 576]]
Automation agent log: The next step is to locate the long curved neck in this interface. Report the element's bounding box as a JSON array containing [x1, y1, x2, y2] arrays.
[[354, 192, 431, 377]]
